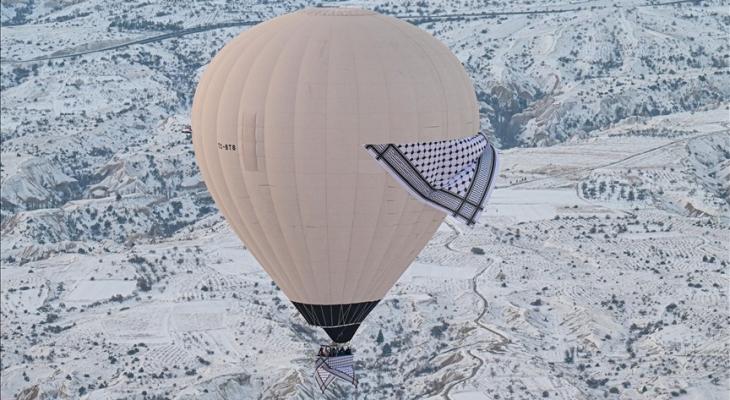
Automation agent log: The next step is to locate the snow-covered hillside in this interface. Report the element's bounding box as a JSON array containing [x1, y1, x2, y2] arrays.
[[1, 0, 728, 399]]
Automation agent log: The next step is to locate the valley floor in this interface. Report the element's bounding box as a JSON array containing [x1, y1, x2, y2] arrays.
[[2, 109, 728, 399]]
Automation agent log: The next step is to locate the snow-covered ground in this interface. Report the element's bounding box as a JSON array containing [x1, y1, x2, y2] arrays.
[[1, 0, 728, 399]]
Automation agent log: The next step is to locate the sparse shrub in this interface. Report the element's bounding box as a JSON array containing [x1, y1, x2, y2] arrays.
[[382, 343, 392, 356], [136, 277, 151, 292], [430, 321, 449, 339], [44, 313, 59, 324]]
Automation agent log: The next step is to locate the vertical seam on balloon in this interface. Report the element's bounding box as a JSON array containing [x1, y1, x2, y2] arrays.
[[289, 18, 319, 304], [380, 15, 450, 142], [256, 17, 318, 303], [362, 15, 423, 299], [223, 22, 288, 288], [196, 26, 282, 289], [324, 20, 333, 305], [221, 28, 289, 290], [226, 32, 289, 294], [258, 17, 320, 303], [341, 16, 362, 305], [224, 16, 302, 301], [219, 21, 294, 296], [350, 17, 390, 303], [351, 17, 397, 301]]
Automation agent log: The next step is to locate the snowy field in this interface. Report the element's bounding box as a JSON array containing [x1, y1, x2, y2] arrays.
[[1, 0, 728, 399], [2, 109, 727, 398]]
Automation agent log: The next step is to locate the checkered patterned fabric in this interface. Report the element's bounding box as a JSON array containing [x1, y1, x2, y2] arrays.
[[365, 133, 499, 225]]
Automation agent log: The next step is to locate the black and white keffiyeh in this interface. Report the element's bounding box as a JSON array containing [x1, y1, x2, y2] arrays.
[[315, 354, 357, 392], [365, 133, 499, 225]]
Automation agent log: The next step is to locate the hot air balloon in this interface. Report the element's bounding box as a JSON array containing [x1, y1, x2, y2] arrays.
[[191, 7, 499, 391]]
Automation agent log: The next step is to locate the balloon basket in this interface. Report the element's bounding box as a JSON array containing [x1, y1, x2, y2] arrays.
[[314, 344, 357, 392]]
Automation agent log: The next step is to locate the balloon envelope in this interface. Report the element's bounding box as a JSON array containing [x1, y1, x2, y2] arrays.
[[191, 7, 481, 342]]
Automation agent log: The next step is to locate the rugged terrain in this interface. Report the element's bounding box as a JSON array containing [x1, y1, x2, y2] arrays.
[[1, 0, 728, 399]]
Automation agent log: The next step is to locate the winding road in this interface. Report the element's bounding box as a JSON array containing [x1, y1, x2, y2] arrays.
[[442, 350, 484, 399], [438, 220, 512, 400]]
